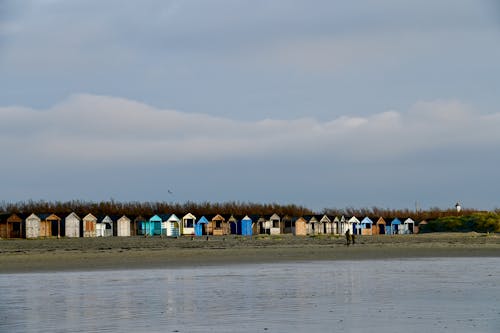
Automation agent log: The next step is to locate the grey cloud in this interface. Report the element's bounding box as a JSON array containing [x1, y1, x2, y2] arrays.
[[1, 94, 498, 165]]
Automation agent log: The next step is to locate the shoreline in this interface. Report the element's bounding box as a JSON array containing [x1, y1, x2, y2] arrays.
[[1, 233, 499, 273]]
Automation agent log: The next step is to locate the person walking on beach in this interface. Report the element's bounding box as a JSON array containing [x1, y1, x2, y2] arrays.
[[351, 231, 356, 245], [345, 229, 351, 246]]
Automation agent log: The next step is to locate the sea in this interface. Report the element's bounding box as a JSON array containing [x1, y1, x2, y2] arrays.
[[0, 258, 499, 333]]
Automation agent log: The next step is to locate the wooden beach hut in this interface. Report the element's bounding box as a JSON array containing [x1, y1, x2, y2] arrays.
[[227, 215, 239, 235], [239, 215, 253, 236], [269, 213, 282, 235], [319, 215, 333, 234], [116, 215, 131, 237], [254, 216, 267, 235], [332, 216, 341, 235], [360, 217, 374, 236], [194, 216, 208, 236], [293, 217, 308, 236], [305, 215, 321, 235], [38, 213, 61, 238], [373, 217, 387, 235], [83, 213, 97, 237], [338, 216, 348, 234], [132, 215, 146, 236], [160, 214, 180, 237], [414, 220, 427, 234], [181, 213, 196, 236], [64, 212, 81, 238], [0, 213, 24, 238], [208, 214, 228, 236], [281, 215, 293, 234]]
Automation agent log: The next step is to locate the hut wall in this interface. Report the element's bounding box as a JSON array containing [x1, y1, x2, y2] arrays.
[[25, 215, 40, 238], [83, 218, 97, 237], [361, 227, 372, 236], [0, 223, 6, 238], [117, 217, 131, 237], [240, 219, 252, 236], [40, 220, 52, 237], [294, 219, 307, 236], [65, 215, 80, 238], [96, 223, 105, 237]]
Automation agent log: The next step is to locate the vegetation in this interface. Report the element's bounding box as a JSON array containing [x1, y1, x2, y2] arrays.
[[0, 200, 314, 218], [420, 212, 500, 233]]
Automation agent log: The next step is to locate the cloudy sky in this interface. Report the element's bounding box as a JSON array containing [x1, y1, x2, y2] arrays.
[[1, 0, 499, 211]]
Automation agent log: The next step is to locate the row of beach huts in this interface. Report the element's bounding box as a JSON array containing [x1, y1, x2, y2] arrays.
[[0, 212, 426, 239]]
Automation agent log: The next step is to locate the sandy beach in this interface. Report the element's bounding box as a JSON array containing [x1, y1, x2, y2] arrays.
[[1, 233, 499, 273]]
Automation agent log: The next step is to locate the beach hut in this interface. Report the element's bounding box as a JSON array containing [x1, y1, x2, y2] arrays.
[[319, 215, 333, 234], [348, 216, 360, 235], [96, 216, 114, 237], [38, 213, 61, 238], [403, 218, 415, 234], [116, 215, 131, 237], [83, 213, 97, 237], [390, 218, 402, 235], [65, 212, 81, 238], [281, 215, 294, 234], [293, 217, 308, 236], [227, 215, 239, 234], [239, 215, 253, 236], [132, 215, 146, 236], [181, 213, 196, 236], [160, 214, 181, 237], [194, 216, 209, 236], [331, 216, 341, 235], [208, 214, 228, 236], [269, 213, 282, 235], [254, 216, 267, 234], [0, 213, 24, 238], [360, 217, 374, 235], [415, 220, 427, 234], [338, 216, 348, 234], [373, 217, 387, 235], [305, 215, 321, 235], [25, 213, 41, 238], [140, 215, 162, 236]]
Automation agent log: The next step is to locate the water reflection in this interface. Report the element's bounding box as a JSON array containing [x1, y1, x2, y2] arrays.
[[1, 258, 499, 332]]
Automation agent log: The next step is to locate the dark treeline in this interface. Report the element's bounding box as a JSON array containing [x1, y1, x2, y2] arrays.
[[323, 206, 483, 221], [0, 200, 490, 220], [0, 200, 314, 218]]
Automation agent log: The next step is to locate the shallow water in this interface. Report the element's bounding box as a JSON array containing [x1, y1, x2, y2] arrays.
[[0, 258, 499, 333]]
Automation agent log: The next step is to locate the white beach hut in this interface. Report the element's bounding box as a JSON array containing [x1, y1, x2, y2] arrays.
[[65, 212, 81, 238], [117, 215, 131, 237]]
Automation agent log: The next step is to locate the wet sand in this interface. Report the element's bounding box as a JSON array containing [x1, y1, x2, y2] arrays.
[[1, 233, 499, 273]]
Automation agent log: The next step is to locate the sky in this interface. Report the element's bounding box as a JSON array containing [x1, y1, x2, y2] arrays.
[[1, 0, 500, 212]]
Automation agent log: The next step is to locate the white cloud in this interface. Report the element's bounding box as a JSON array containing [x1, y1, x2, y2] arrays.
[[0, 94, 498, 165]]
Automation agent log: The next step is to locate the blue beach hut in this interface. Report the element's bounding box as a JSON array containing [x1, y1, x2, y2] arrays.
[[390, 218, 402, 235], [195, 216, 209, 236], [140, 215, 162, 236], [239, 215, 253, 236], [360, 217, 373, 235]]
